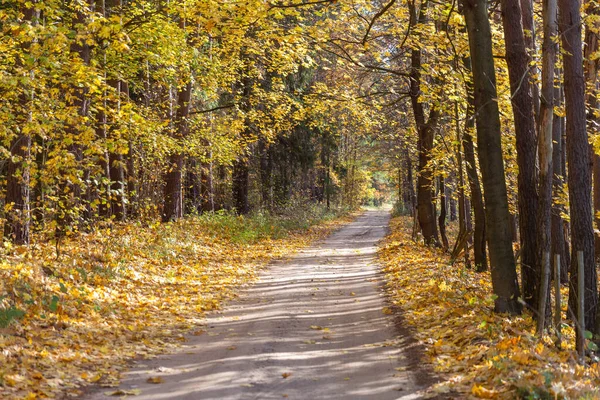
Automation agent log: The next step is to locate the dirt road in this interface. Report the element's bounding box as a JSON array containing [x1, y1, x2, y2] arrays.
[[87, 210, 433, 399]]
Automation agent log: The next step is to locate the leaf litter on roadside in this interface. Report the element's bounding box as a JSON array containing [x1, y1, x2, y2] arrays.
[[0, 213, 354, 399], [378, 217, 600, 399]]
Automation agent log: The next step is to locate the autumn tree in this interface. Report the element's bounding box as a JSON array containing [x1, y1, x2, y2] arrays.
[[500, 0, 539, 310], [3, 1, 38, 245], [558, 0, 598, 337], [462, 0, 522, 314]]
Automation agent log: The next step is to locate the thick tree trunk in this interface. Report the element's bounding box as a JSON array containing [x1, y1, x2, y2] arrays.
[[163, 153, 184, 221], [462, 0, 522, 314], [558, 0, 598, 337], [416, 115, 440, 245], [501, 0, 539, 310]]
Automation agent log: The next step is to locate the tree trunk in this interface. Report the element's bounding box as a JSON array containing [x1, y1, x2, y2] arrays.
[[455, 101, 470, 267], [558, 0, 599, 337], [126, 141, 138, 217], [232, 156, 250, 215], [461, 58, 487, 272], [4, 4, 37, 244], [185, 158, 200, 214], [551, 77, 569, 283], [536, 0, 557, 325], [520, 0, 540, 120], [584, 0, 600, 260], [501, 0, 539, 310], [462, 0, 522, 314], [409, 0, 440, 246], [162, 80, 192, 222], [438, 176, 449, 250], [200, 160, 215, 213], [109, 152, 126, 220], [259, 138, 272, 209], [403, 145, 416, 214], [4, 135, 32, 244]]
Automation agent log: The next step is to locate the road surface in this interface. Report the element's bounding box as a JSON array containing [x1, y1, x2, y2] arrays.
[[86, 210, 434, 399]]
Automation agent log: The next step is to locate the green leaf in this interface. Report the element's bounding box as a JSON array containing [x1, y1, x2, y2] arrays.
[[0, 306, 26, 328], [49, 295, 60, 313]]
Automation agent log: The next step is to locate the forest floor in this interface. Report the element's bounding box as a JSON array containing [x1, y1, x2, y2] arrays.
[[379, 216, 600, 399], [84, 210, 436, 400], [0, 206, 353, 399]]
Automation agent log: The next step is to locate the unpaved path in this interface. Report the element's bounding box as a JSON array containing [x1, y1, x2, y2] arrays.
[[88, 210, 433, 399]]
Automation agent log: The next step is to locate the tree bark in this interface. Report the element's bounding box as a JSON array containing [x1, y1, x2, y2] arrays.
[[162, 81, 192, 222], [501, 0, 539, 310], [520, 0, 540, 120], [403, 145, 416, 214], [454, 101, 470, 267], [584, 0, 600, 260], [558, 0, 599, 337], [409, 0, 440, 246], [536, 0, 557, 325], [461, 58, 487, 271], [462, 0, 522, 314], [438, 176, 449, 250]]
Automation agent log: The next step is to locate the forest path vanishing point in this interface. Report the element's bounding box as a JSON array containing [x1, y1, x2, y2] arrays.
[[87, 210, 434, 399]]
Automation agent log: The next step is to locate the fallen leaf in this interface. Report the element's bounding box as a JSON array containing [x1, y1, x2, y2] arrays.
[[105, 389, 142, 396], [471, 384, 496, 399]]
